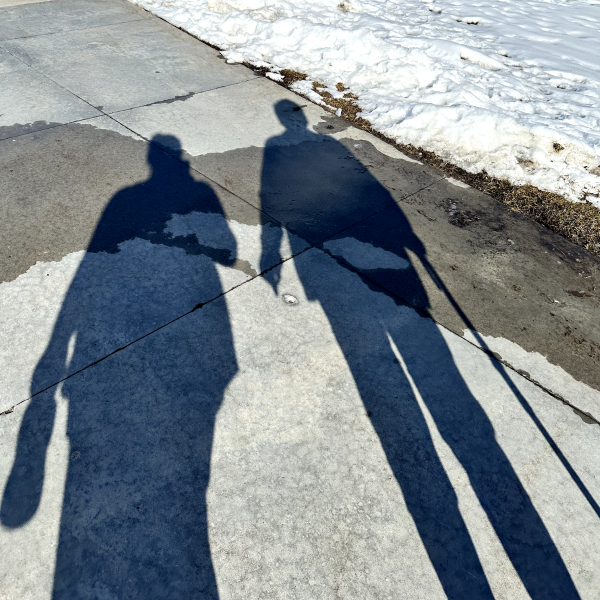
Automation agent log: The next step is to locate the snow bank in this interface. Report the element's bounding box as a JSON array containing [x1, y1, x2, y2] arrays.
[[132, 0, 600, 205]]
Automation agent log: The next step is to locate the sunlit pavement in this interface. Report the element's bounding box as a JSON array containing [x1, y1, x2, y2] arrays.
[[1, 1, 599, 598]]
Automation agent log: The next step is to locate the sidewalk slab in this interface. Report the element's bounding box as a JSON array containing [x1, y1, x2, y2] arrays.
[[0, 0, 147, 41], [1, 245, 598, 599], [1, 17, 255, 113], [0, 67, 101, 140]]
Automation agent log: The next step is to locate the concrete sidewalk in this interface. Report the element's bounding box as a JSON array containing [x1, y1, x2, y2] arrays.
[[0, 0, 599, 598]]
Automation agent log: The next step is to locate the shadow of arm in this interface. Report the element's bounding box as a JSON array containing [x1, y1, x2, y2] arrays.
[[260, 222, 284, 295], [0, 331, 71, 528]]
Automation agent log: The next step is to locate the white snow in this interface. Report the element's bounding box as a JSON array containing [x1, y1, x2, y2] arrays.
[[131, 0, 600, 205]]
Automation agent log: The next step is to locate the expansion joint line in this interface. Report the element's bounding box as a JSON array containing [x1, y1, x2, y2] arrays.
[[3, 246, 309, 412]]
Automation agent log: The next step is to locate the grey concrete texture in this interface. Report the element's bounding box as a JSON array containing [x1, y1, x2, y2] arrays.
[[1, 0, 600, 598], [113, 78, 444, 222], [0, 0, 148, 42], [114, 74, 600, 415], [1, 16, 255, 113], [1, 247, 599, 599], [0, 120, 307, 407]]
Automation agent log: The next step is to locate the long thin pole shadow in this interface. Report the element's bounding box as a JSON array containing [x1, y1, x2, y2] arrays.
[[418, 255, 600, 520]]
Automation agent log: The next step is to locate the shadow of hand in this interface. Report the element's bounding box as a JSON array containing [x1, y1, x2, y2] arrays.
[[1, 393, 56, 528], [263, 267, 281, 296]]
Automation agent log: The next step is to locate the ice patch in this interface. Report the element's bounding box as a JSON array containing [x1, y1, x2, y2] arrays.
[[446, 177, 471, 189]]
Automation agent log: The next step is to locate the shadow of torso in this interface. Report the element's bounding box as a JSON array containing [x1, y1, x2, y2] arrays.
[[260, 123, 427, 308], [2, 142, 237, 599]]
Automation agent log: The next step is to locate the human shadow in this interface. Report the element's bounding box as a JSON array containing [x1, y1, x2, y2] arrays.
[[1, 135, 237, 598], [259, 100, 580, 599]]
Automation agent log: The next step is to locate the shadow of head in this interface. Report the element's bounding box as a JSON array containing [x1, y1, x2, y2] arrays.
[[148, 134, 183, 169], [274, 99, 308, 130]]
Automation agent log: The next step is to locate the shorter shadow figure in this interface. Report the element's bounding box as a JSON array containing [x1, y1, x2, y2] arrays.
[[2, 135, 238, 599], [259, 100, 580, 599]]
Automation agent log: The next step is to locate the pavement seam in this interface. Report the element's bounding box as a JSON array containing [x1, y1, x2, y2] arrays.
[[0, 179, 444, 411], [0, 45, 105, 122], [0, 14, 146, 43], [0, 73, 255, 144], [4, 138, 434, 409], [0, 115, 103, 143], [0, 248, 307, 412], [105, 76, 258, 116], [1, 18, 256, 137]]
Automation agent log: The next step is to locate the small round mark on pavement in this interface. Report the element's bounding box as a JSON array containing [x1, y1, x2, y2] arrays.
[[282, 294, 299, 305], [70, 451, 80, 460]]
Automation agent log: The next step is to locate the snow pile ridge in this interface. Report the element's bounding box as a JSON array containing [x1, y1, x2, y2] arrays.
[[134, 0, 600, 206]]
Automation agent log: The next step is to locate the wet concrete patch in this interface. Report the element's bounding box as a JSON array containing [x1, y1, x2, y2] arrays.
[[0, 119, 63, 139], [316, 176, 600, 411], [0, 120, 307, 406], [0, 120, 281, 283]]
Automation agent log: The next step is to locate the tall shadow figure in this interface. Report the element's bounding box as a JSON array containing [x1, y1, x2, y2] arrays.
[[260, 100, 579, 599], [2, 135, 237, 598]]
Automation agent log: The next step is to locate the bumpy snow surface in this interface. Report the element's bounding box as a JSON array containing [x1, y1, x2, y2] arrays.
[[132, 0, 600, 205]]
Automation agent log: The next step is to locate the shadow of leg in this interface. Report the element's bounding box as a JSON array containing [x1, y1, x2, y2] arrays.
[[391, 321, 580, 600], [301, 283, 495, 598]]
